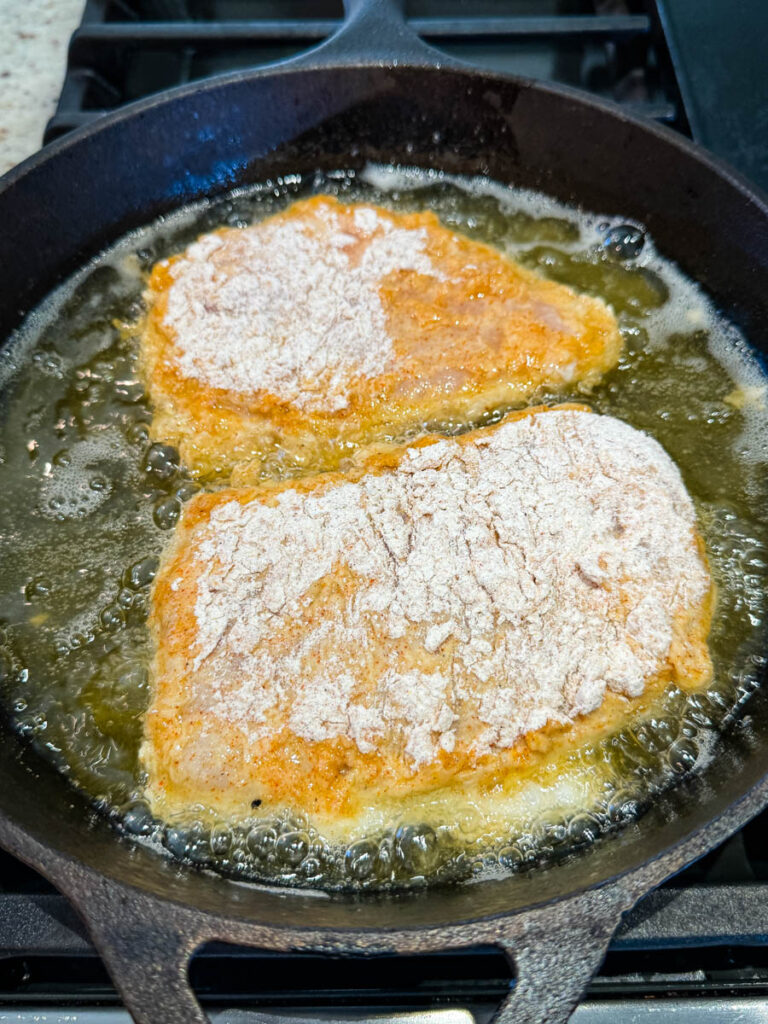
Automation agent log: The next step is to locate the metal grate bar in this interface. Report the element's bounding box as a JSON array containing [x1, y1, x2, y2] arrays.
[[45, 111, 109, 139], [73, 20, 337, 42], [69, 14, 651, 44], [415, 15, 651, 37], [616, 884, 768, 949]]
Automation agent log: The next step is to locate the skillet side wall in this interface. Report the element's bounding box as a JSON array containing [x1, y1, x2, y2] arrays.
[[3, 67, 768, 349], [0, 65, 766, 930]]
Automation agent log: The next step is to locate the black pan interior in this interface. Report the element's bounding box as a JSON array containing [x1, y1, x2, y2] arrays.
[[0, 65, 767, 929]]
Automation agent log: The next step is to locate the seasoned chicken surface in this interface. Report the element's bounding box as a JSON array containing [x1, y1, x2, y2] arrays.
[[142, 407, 713, 834], [141, 196, 623, 483]]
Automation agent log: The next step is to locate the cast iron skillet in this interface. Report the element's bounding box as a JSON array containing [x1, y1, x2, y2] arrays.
[[0, 2, 767, 1021]]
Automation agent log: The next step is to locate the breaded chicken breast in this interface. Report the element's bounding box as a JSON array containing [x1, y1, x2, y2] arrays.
[[142, 406, 713, 834], [141, 197, 622, 483]]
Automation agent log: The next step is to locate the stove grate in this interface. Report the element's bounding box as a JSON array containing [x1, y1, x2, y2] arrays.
[[43, 0, 691, 143]]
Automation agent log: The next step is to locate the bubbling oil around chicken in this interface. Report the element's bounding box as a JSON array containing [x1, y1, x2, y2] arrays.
[[0, 165, 765, 888]]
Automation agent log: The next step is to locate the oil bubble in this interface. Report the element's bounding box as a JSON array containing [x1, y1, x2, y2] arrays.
[[567, 814, 600, 847], [498, 845, 524, 870], [299, 856, 322, 879], [143, 443, 179, 482], [345, 838, 378, 880], [32, 350, 64, 377], [124, 556, 158, 591], [228, 846, 249, 872], [162, 826, 189, 859], [135, 247, 157, 270], [121, 800, 154, 836], [174, 481, 199, 503], [126, 593, 148, 624], [100, 605, 124, 633], [685, 694, 715, 728], [186, 837, 212, 865], [25, 577, 52, 601], [375, 836, 394, 878], [394, 824, 439, 875], [210, 824, 233, 856], [275, 830, 309, 866], [127, 423, 150, 446], [607, 790, 639, 825], [667, 738, 699, 773], [603, 224, 645, 260], [153, 496, 181, 530], [246, 826, 276, 859]]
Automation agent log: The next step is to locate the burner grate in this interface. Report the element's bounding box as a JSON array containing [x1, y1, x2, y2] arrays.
[[44, 0, 691, 143], [3, 813, 768, 1018]]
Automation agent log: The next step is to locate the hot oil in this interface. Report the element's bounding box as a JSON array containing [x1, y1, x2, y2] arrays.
[[0, 165, 766, 890]]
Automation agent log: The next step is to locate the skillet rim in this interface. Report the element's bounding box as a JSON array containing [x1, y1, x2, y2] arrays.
[[0, 57, 767, 927], [3, 55, 768, 234]]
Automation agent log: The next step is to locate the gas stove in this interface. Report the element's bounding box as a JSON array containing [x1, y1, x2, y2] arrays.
[[4, 1, 768, 1022]]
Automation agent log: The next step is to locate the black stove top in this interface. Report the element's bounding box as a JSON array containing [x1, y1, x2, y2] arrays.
[[10, 1, 768, 1021]]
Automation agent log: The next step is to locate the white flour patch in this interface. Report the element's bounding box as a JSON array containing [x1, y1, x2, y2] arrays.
[[160, 203, 439, 412], [184, 410, 711, 769]]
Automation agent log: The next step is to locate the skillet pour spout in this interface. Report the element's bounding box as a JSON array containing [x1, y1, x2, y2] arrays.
[[0, 0, 768, 1021]]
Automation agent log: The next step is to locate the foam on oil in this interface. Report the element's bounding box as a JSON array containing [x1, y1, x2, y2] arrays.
[[0, 164, 766, 889]]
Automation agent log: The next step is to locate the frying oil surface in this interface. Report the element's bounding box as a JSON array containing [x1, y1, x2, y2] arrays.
[[0, 165, 766, 889]]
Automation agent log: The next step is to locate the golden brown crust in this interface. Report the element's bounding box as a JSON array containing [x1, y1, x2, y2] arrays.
[[142, 406, 714, 833], [140, 196, 623, 483]]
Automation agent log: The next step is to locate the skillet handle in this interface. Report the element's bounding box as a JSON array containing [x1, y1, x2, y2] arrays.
[[490, 882, 631, 1024], [65, 871, 209, 1024], [66, 869, 630, 1024], [282, 0, 446, 69]]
